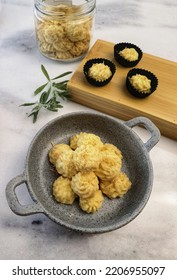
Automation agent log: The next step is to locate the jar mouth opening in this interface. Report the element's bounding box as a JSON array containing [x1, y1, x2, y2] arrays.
[[34, 0, 96, 18]]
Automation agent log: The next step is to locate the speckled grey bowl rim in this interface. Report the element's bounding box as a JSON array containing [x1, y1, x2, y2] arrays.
[[6, 111, 160, 233]]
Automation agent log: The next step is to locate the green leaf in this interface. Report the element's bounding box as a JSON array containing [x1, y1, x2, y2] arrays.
[[41, 64, 50, 81], [20, 102, 36, 107], [52, 71, 72, 80], [56, 91, 69, 100], [33, 111, 39, 123], [39, 90, 50, 104], [20, 65, 71, 123], [34, 83, 48, 95], [55, 104, 63, 108], [28, 111, 39, 123], [47, 108, 59, 112], [54, 80, 69, 90], [31, 105, 40, 112]]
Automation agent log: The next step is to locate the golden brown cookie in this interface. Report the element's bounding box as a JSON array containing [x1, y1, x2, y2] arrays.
[[77, 132, 104, 149], [100, 172, 132, 199], [49, 143, 71, 165], [101, 143, 123, 160], [55, 149, 77, 178], [73, 144, 101, 172], [53, 176, 77, 204], [129, 74, 151, 94], [79, 190, 104, 213], [70, 133, 80, 150], [88, 63, 112, 82], [95, 150, 122, 181], [71, 171, 99, 199]]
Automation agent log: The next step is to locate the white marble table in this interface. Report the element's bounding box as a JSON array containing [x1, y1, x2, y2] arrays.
[[0, 0, 177, 260]]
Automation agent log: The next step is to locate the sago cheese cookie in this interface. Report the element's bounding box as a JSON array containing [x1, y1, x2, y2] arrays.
[[55, 149, 77, 178], [65, 22, 87, 42], [95, 150, 122, 181], [79, 190, 104, 213], [49, 143, 71, 165], [71, 171, 99, 199], [70, 132, 104, 150], [100, 172, 132, 199], [44, 24, 65, 43], [101, 143, 123, 160], [53, 176, 77, 205], [73, 144, 101, 172], [77, 132, 104, 149], [70, 133, 80, 150]]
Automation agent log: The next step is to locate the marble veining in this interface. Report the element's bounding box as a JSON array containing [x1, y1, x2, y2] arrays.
[[0, 0, 177, 260], [1, 30, 36, 53], [96, 2, 141, 27]]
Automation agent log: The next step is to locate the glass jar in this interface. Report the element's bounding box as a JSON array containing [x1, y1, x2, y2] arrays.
[[34, 0, 96, 62]]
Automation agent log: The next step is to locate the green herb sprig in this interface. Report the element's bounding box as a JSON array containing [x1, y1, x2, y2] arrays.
[[20, 65, 72, 123]]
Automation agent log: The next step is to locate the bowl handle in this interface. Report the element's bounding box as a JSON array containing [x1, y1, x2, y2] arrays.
[[125, 117, 160, 152], [6, 173, 43, 216]]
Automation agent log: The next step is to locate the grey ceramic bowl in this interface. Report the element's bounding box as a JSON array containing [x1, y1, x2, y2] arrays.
[[6, 112, 160, 233]]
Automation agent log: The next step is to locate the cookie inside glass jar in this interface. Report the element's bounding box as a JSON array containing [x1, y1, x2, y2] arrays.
[[34, 0, 96, 62]]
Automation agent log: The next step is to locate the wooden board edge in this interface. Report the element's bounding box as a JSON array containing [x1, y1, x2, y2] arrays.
[[69, 90, 177, 141]]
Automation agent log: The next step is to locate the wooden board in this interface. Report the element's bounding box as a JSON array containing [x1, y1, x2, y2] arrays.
[[68, 39, 177, 141]]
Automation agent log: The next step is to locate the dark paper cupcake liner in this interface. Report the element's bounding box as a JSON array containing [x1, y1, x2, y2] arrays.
[[83, 58, 116, 87], [126, 68, 158, 98], [114, 42, 143, 67]]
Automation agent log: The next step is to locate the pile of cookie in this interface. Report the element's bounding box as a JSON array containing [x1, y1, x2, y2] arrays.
[[49, 132, 131, 213], [35, 4, 93, 60]]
